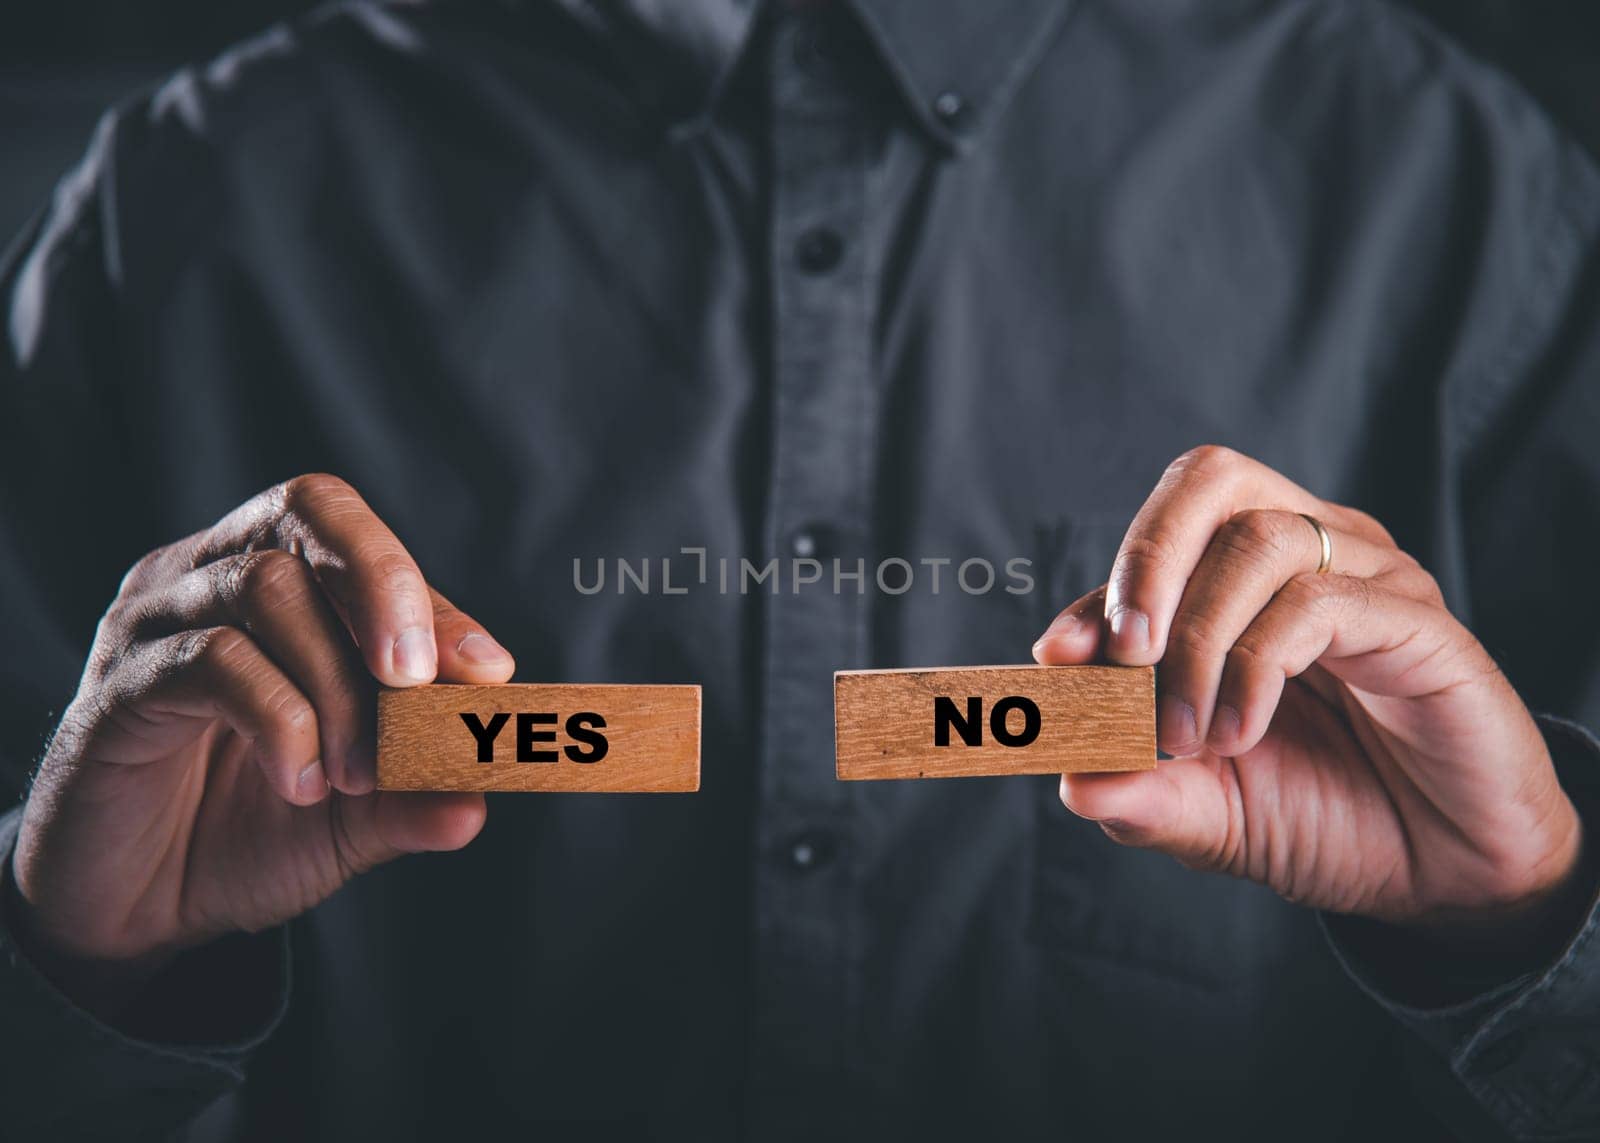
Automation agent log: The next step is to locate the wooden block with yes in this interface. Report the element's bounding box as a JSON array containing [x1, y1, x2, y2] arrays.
[[834, 665, 1155, 780], [377, 684, 701, 792]]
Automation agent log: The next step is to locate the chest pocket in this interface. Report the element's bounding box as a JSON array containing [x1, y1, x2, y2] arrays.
[[1025, 515, 1289, 990]]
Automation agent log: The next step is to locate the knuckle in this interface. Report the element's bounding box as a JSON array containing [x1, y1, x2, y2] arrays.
[[1340, 572, 1378, 614], [81, 622, 126, 686], [365, 551, 424, 599], [1226, 635, 1274, 677], [1348, 507, 1395, 548], [223, 548, 309, 607], [1169, 444, 1239, 482], [1388, 549, 1423, 577], [1393, 553, 1446, 604], [1116, 532, 1183, 577], [178, 626, 254, 674], [1279, 572, 1336, 615], [1287, 572, 1376, 630], [96, 598, 168, 673], [262, 682, 316, 735], [279, 471, 356, 519], [1217, 509, 1296, 565], [99, 592, 141, 639], [1164, 619, 1223, 664], [116, 545, 170, 598]]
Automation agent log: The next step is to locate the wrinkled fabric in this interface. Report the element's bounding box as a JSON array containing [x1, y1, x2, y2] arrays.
[[2, 1, 1600, 1139]]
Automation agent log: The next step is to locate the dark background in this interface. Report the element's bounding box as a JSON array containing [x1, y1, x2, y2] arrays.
[[0, 0, 1598, 254]]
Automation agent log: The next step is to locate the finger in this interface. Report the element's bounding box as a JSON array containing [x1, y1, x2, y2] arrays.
[[132, 550, 377, 796], [191, 474, 439, 689], [1158, 510, 1393, 754], [1058, 759, 1237, 873], [371, 791, 488, 854], [1207, 571, 1485, 759], [319, 791, 489, 879], [429, 587, 516, 684], [1032, 585, 1108, 665], [1062, 675, 1414, 883], [1103, 446, 1385, 666], [1058, 684, 1362, 878], [104, 627, 329, 806]]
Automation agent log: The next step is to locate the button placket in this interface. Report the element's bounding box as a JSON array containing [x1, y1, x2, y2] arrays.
[[745, 13, 879, 1134]]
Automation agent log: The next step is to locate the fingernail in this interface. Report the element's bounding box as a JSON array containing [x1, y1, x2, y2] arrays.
[[297, 760, 329, 802], [1210, 704, 1242, 751], [457, 632, 511, 665], [1109, 608, 1150, 653], [1159, 691, 1199, 755], [393, 627, 437, 683]]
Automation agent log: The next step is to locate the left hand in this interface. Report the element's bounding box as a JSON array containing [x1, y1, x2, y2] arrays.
[[1033, 445, 1587, 941]]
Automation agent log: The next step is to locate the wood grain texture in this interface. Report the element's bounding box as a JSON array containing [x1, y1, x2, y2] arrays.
[[835, 665, 1154, 780], [378, 684, 700, 792]]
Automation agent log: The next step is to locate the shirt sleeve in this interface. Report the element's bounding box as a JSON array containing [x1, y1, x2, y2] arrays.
[[0, 106, 293, 1139], [1321, 103, 1600, 1139], [0, 806, 291, 1141], [1322, 716, 1600, 1142], [0, 111, 161, 798]]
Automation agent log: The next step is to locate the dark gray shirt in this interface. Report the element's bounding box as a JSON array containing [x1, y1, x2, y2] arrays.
[[3, 0, 1600, 1139]]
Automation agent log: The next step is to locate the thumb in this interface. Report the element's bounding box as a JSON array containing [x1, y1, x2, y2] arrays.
[[1038, 585, 1228, 859]]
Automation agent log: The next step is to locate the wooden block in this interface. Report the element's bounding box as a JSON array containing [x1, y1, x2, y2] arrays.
[[835, 665, 1154, 781], [377, 684, 700, 792]]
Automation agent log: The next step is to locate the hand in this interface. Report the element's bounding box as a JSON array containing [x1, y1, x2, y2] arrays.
[[1034, 446, 1587, 945], [10, 474, 514, 1012]]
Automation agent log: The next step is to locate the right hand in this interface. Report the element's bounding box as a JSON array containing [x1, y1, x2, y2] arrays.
[[9, 474, 514, 1010]]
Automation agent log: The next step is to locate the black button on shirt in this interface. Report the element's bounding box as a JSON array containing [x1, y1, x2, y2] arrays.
[[3, 1, 1600, 1141], [795, 227, 845, 274]]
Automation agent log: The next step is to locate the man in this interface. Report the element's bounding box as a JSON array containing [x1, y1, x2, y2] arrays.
[[2, 0, 1598, 1138]]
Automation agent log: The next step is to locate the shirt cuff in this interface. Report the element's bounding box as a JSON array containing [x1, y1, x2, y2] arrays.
[[1321, 714, 1600, 1140], [0, 804, 291, 1139]]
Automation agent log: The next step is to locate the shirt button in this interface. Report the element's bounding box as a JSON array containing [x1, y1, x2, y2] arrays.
[[790, 529, 818, 559], [785, 831, 837, 873], [933, 89, 967, 127], [794, 227, 844, 275]]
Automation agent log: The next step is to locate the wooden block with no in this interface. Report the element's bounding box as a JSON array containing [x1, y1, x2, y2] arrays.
[[378, 684, 701, 792], [835, 665, 1154, 781]]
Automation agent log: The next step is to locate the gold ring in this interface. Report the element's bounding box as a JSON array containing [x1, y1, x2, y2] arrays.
[[1300, 513, 1333, 574]]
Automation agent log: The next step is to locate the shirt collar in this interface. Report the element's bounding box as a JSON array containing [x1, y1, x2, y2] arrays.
[[849, 0, 1074, 152], [551, 0, 1075, 152]]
